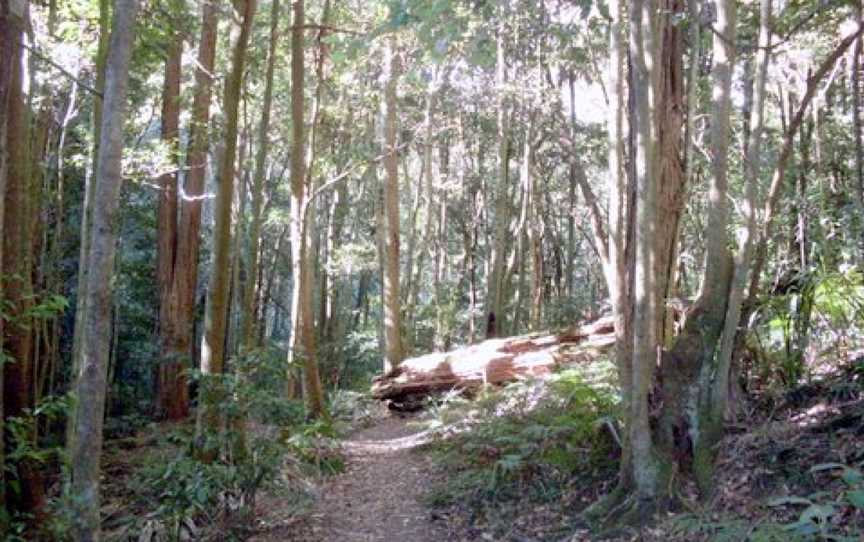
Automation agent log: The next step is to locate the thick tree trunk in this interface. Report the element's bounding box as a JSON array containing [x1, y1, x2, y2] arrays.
[[657, 0, 737, 495], [627, 0, 666, 506], [156, 1, 219, 421], [2, 0, 45, 522], [155, 31, 183, 419], [67, 1, 138, 538], [196, 0, 257, 456]]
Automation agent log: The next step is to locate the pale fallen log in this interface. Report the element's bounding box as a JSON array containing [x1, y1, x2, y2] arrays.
[[371, 315, 616, 406]]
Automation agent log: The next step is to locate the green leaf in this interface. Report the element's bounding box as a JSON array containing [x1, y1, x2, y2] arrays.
[[846, 489, 864, 509], [841, 468, 863, 486]]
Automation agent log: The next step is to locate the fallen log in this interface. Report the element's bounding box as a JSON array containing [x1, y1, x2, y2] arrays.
[[371, 315, 617, 406]]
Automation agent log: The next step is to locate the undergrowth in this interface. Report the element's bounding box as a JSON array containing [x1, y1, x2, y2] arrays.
[[91, 348, 350, 541], [423, 361, 621, 539]]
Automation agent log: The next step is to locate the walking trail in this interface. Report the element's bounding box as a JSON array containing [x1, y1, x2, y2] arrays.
[[253, 415, 450, 541]]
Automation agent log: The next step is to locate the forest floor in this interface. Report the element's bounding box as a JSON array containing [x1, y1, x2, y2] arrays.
[[252, 414, 451, 541]]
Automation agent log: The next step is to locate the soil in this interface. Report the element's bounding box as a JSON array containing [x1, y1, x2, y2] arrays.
[[252, 414, 450, 541]]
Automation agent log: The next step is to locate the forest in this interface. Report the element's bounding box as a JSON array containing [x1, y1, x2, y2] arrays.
[[1, 0, 863, 539]]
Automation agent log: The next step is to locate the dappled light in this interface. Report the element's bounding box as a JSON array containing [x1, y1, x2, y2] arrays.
[[3, 0, 864, 540]]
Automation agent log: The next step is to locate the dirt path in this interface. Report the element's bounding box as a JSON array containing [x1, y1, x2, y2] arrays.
[[253, 415, 450, 541]]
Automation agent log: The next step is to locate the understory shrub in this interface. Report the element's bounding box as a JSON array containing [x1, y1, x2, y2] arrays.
[[425, 361, 620, 512]]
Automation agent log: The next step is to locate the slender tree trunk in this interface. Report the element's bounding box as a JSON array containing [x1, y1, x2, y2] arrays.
[[196, 0, 257, 456], [69, 0, 109, 443], [749, 23, 864, 297], [486, 24, 510, 338], [242, 0, 279, 350], [854, 5, 864, 209], [654, 0, 687, 346], [381, 35, 403, 372], [67, 2, 138, 539], [286, 0, 326, 417]]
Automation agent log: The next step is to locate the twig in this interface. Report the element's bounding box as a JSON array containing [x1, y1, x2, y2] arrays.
[[21, 41, 102, 97], [289, 24, 361, 36]]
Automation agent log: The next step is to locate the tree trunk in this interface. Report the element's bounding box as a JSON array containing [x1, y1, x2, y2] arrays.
[[67, 1, 138, 538], [853, 8, 863, 210], [654, 0, 687, 346], [373, 315, 617, 406], [156, 0, 219, 421], [68, 0, 109, 443], [657, 0, 737, 495], [627, 0, 666, 506], [286, 0, 326, 418], [196, 0, 257, 457], [242, 0, 279, 351], [155, 30, 183, 419], [381, 35, 404, 372], [713, 0, 772, 429], [486, 24, 511, 338], [2, 0, 45, 523]]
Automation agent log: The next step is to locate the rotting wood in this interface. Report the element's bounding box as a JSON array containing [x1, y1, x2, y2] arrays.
[[371, 314, 617, 405]]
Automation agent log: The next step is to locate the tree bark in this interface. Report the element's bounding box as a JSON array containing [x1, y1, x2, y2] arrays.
[[627, 0, 665, 505], [67, 1, 138, 538], [286, 0, 326, 418], [654, 0, 687, 346], [155, 30, 183, 419], [157, 0, 219, 422], [242, 0, 280, 350], [68, 0, 109, 443], [2, 0, 44, 522], [381, 35, 404, 372], [372, 315, 617, 406], [486, 23, 511, 338], [854, 7, 864, 210], [196, 0, 257, 456]]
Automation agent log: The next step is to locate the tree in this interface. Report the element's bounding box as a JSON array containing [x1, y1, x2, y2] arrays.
[[286, 0, 326, 418], [242, 0, 280, 351], [67, 0, 139, 538], [485, 19, 511, 338], [155, 21, 184, 420], [196, 0, 257, 456], [2, 0, 43, 522], [381, 34, 404, 372], [154, 0, 220, 420]]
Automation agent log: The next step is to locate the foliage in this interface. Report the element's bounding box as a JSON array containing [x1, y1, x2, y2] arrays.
[[751, 269, 864, 389], [425, 362, 620, 518], [282, 420, 346, 476], [666, 462, 864, 541], [128, 429, 285, 541]]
